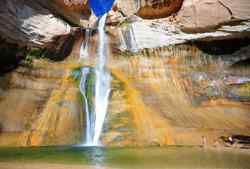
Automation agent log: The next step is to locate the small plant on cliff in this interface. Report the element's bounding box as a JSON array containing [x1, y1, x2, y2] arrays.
[[70, 67, 82, 84], [25, 48, 45, 62]]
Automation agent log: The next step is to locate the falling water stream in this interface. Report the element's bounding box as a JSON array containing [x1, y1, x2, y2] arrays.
[[80, 28, 91, 59], [80, 14, 111, 146], [93, 13, 112, 145], [79, 67, 91, 144]]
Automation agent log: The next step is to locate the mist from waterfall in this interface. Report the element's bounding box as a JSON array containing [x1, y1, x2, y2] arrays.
[[79, 14, 111, 146]]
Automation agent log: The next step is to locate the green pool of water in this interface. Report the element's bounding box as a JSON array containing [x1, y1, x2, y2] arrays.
[[0, 146, 249, 169]]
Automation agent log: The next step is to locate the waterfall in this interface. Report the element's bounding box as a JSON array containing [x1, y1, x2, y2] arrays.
[[80, 28, 91, 59], [79, 13, 111, 146], [93, 13, 111, 145], [79, 67, 92, 144]]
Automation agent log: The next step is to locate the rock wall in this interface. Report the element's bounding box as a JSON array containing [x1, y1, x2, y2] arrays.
[[0, 0, 73, 48], [105, 43, 250, 146], [1, 0, 250, 51], [41, 0, 91, 26], [115, 18, 250, 52], [0, 60, 83, 146], [177, 0, 250, 32]]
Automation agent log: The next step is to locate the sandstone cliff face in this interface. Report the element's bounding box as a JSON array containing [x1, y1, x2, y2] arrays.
[[0, 0, 73, 48], [41, 0, 91, 26], [102, 42, 250, 146], [108, 0, 250, 52], [0, 60, 83, 146], [177, 0, 250, 32], [115, 18, 250, 53], [1, 0, 250, 50]]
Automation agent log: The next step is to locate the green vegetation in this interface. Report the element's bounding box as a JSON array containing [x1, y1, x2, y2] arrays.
[[231, 83, 250, 98], [25, 48, 45, 62], [26, 48, 43, 58], [118, 18, 131, 27], [70, 66, 95, 115], [70, 67, 82, 84], [24, 47, 70, 62]]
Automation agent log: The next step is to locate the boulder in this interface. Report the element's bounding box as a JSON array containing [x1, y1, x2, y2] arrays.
[[177, 0, 250, 32], [40, 0, 91, 26], [0, 0, 72, 47]]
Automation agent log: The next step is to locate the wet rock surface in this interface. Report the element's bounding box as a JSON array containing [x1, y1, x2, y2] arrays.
[[105, 41, 250, 146], [0, 38, 250, 147], [0, 60, 83, 146]]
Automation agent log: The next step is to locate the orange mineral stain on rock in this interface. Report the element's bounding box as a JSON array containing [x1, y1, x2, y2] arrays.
[[29, 132, 44, 146], [108, 45, 250, 147], [0, 59, 83, 147], [111, 68, 174, 146], [28, 73, 82, 146]]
